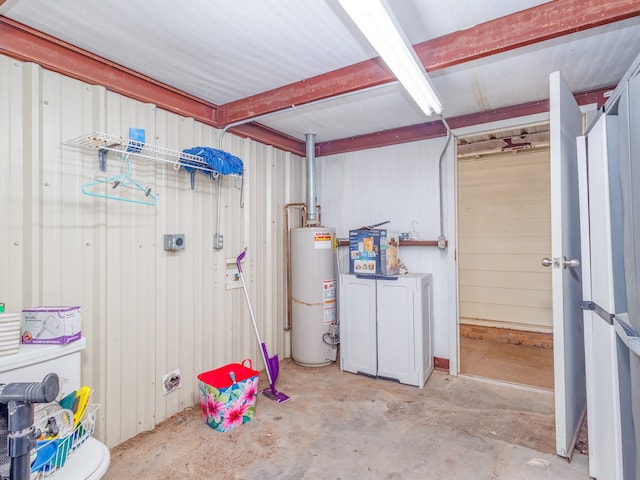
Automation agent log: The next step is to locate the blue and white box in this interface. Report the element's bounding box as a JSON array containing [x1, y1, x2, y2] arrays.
[[349, 229, 400, 276]]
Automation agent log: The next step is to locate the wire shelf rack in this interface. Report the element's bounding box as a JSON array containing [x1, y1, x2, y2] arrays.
[[67, 131, 219, 177]]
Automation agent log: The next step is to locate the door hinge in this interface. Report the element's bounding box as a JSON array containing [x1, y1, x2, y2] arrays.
[[580, 300, 614, 325]]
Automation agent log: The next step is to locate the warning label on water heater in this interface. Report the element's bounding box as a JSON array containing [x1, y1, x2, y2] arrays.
[[314, 232, 332, 249], [323, 279, 336, 324]]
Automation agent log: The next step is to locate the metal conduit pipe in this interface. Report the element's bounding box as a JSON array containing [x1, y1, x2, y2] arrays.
[[213, 175, 223, 249], [437, 116, 454, 249], [284, 203, 307, 332]]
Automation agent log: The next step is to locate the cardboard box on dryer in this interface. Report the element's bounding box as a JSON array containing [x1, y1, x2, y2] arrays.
[[349, 228, 400, 276], [21, 306, 82, 344]]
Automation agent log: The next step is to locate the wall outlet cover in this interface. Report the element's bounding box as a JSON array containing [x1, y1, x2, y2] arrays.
[[225, 257, 243, 290], [162, 369, 181, 395]]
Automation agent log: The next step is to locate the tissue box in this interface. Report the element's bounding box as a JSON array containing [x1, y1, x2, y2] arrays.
[[22, 306, 82, 345], [349, 229, 400, 276]]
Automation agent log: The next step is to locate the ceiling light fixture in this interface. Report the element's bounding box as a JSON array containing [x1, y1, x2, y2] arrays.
[[338, 0, 443, 116]]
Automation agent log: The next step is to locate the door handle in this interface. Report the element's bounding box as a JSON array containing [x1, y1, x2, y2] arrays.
[[563, 257, 580, 269], [541, 257, 580, 268]]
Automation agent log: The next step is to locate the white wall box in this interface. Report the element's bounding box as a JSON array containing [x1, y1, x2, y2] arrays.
[[339, 273, 433, 388]]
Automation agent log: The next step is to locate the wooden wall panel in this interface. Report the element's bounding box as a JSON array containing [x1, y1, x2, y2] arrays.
[[457, 148, 552, 332]]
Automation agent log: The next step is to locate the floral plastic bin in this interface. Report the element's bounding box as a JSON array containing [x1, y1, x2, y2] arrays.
[[197, 359, 259, 432]]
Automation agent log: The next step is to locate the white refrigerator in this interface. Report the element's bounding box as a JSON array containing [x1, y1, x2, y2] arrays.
[[339, 273, 433, 388]]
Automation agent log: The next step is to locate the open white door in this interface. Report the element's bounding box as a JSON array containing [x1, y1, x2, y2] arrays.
[[548, 71, 587, 458]]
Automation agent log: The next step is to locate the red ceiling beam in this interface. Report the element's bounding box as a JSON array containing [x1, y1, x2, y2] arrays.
[[316, 123, 447, 157], [217, 57, 394, 125], [315, 86, 613, 157], [0, 17, 219, 126], [226, 123, 305, 156], [448, 85, 611, 130], [414, 0, 640, 71], [218, 0, 640, 126]]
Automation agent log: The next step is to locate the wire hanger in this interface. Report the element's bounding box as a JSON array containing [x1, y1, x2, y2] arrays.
[[233, 172, 245, 208], [82, 154, 157, 206]]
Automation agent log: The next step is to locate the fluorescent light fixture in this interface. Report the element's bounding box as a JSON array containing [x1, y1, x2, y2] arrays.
[[338, 0, 443, 116]]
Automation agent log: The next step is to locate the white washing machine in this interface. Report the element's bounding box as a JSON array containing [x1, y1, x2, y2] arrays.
[[0, 337, 110, 479]]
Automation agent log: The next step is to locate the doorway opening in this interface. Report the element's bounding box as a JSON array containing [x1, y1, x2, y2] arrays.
[[456, 125, 554, 390]]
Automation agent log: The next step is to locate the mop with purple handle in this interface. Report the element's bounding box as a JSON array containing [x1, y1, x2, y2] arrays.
[[236, 248, 290, 403]]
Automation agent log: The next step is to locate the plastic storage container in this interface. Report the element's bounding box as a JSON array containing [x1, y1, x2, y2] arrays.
[[197, 359, 259, 432], [0, 313, 21, 356]]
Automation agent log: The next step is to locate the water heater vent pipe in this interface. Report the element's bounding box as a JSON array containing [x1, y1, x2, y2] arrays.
[[306, 133, 318, 225]]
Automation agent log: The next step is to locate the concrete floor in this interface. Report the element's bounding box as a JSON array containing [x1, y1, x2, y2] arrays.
[[459, 337, 555, 390], [104, 359, 589, 480]]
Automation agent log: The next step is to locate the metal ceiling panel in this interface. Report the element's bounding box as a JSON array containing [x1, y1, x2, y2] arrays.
[[388, 0, 552, 44], [252, 16, 640, 143], [1, 0, 639, 148], [0, 0, 553, 107], [254, 83, 427, 143], [434, 17, 640, 114], [442, 18, 640, 109], [1, 0, 370, 104]]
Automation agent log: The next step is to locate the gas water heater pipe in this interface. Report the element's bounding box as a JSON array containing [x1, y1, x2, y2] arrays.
[[283, 133, 320, 330], [214, 85, 395, 246], [284, 203, 307, 332], [305, 133, 318, 225]]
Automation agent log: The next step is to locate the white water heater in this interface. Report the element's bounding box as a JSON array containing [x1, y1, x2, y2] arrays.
[[290, 226, 336, 367]]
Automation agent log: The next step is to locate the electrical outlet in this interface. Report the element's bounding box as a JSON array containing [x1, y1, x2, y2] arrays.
[[162, 369, 181, 395]]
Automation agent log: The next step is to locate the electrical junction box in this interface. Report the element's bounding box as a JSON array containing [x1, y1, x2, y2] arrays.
[[164, 234, 185, 251]]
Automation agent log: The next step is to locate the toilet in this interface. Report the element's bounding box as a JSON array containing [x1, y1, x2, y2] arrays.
[[0, 337, 110, 479]]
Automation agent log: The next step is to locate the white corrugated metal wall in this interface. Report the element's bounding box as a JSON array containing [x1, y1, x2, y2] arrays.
[[0, 55, 305, 447], [316, 139, 458, 361]]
